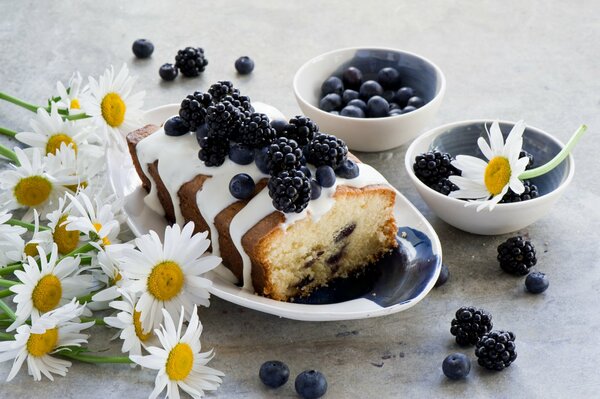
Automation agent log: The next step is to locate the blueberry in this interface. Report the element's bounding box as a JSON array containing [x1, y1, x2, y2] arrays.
[[295, 370, 327, 399], [259, 360, 290, 388], [132, 39, 154, 58], [310, 179, 321, 200], [159, 63, 178, 81], [229, 143, 255, 165], [195, 124, 209, 145], [382, 90, 395, 103], [367, 96, 390, 118], [389, 102, 401, 110], [388, 109, 403, 116], [525, 271, 549, 294], [300, 165, 312, 178], [270, 119, 287, 135], [342, 66, 363, 90], [321, 76, 344, 96], [316, 165, 336, 188], [335, 159, 359, 179], [394, 86, 415, 106], [435, 263, 450, 287], [342, 89, 359, 104], [340, 105, 365, 118], [229, 173, 255, 200], [401, 105, 417, 114], [235, 56, 255, 75], [255, 147, 270, 174], [359, 80, 383, 100], [319, 93, 342, 112], [347, 99, 367, 112], [442, 353, 471, 380], [330, 110, 339, 115], [164, 116, 189, 137], [407, 96, 425, 108], [377, 67, 400, 89]]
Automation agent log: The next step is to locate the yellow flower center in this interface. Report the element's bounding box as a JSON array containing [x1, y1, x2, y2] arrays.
[[484, 156, 512, 196], [147, 261, 184, 301], [166, 343, 194, 381], [110, 272, 122, 286], [46, 134, 77, 155], [65, 181, 88, 193], [54, 214, 79, 254], [70, 98, 80, 109], [92, 222, 111, 246], [13, 176, 52, 207], [23, 242, 39, 257], [100, 92, 126, 127], [133, 310, 152, 342], [27, 327, 58, 357], [32, 275, 62, 313]]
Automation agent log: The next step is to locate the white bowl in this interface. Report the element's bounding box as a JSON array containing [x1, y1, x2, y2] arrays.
[[293, 47, 446, 152], [404, 120, 575, 235]]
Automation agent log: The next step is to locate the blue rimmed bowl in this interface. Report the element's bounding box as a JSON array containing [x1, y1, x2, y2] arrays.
[[405, 120, 575, 235]]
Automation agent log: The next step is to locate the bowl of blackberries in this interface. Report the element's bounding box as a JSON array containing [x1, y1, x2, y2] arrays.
[[404, 120, 575, 235], [293, 47, 446, 152]]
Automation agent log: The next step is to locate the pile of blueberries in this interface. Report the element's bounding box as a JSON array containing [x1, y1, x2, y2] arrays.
[[319, 66, 426, 118]]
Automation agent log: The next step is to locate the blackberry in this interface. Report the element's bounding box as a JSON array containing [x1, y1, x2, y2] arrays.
[[413, 151, 460, 186], [237, 113, 276, 148], [208, 80, 239, 102], [431, 178, 459, 196], [268, 169, 311, 213], [500, 180, 539, 203], [520, 150, 534, 170], [497, 236, 537, 276], [206, 101, 241, 140], [266, 137, 303, 175], [306, 133, 348, 169], [475, 330, 517, 371], [223, 93, 254, 115], [450, 306, 493, 346], [179, 91, 212, 131], [198, 136, 229, 167], [175, 47, 208, 77], [282, 116, 319, 145]]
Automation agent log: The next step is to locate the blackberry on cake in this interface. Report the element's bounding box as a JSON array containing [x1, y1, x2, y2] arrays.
[[206, 101, 241, 140], [450, 306, 493, 346], [306, 133, 348, 169], [413, 150, 460, 187], [195, 124, 209, 144], [175, 47, 208, 77], [223, 93, 254, 115], [282, 116, 319, 145], [500, 180, 539, 203], [238, 113, 276, 148], [179, 91, 212, 131], [475, 330, 517, 371], [266, 137, 303, 175], [208, 80, 239, 102], [497, 236, 537, 276], [268, 169, 311, 213], [198, 135, 229, 167]]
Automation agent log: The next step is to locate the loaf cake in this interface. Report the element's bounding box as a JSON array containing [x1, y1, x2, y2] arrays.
[[126, 83, 398, 301]]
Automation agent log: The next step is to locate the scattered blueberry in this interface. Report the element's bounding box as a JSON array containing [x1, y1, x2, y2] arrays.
[[382, 90, 395, 103], [435, 263, 449, 287], [229, 143, 255, 165], [388, 109, 403, 116], [342, 89, 359, 104], [359, 80, 383, 100], [195, 124, 209, 145], [442, 353, 471, 380], [321, 76, 344, 96], [300, 165, 312, 179], [270, 119, 287, 135], [295, 370, 327, 399], [377, 67, 400, 89], [340, 105, 365, 118], [347, 99, 367, 112], [401, 105, 417, 114], [316, 165, 336, 188], [255, 147, 270, 174], [394, 86, 415, 106], [229, 173, 255, 200], [164, 116, 189, 137], [407, 96, 425, 108], [132, 39, 154, 58], [335, 159, 359, 179], [310, 179, 322, 200], [367, 96, 390, 118], [342, 66, 363, 90], [319, 93, 342, 112], [525, 271, 549, 294], [259, 360, 290, 388], [159, 63, 178, 81], [235, 56, 255, 75]]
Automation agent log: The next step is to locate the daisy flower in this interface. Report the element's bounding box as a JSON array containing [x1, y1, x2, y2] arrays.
[[0, 212, 28, 265], [0, 300, 93, 381], [55, 72, 87, 113], [66, 191, 120, 248], [89, 245, 133, 303], [44, 143, 104, 193], [449, 120, 530, 211], [118, 223, 221, 332], [82, 64, 145, 141], [8, 244, 95, 331], [46, 195, 80, 255], [0, 147, 71, 222], [130, 306, 224, 399], [1, 210, 53, 264], [0, 211, 27, 238]]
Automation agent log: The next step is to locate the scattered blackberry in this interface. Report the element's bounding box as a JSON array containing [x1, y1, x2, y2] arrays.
[[237, 113, 276, 148], [500, 180, 539, 203], [306, 133, 348, 169], [208, 80, 239, 102], [282, 116, 319, 145], [475, 330, 517, 371], [450, 306, 493, 346], [198, 136, 229, 167], [266, 137, 303, 175], [175, 47, 208, 77], [179, 91, 212, 131], [413, 151, 460, 186], [223, 93, 254, 115], [268, 169, 311, 213], [206, 101, 241, 140], [520, 150, 534, 170], [432, 178, 459, 195], [497, 236, 537, 276]]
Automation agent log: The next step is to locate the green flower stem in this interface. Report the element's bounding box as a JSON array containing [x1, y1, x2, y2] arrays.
[[0, 126, 17, 138], [0, 289, 13, 298], [0, 91, 40, 113], [0, 299, 16, 321], [0, 279, 17, 288], [6, 219, 51, 232], [59, 351, 133, 364], [64, 113, 91, 121], [519, 125, 588, 180], [0, 264, 23, 276], [77, 292, 94, 304], [62, 242, 97, 259], [0, 142, 18, 164], [79, 317, 106, 326], [0, 332, 15, 340]]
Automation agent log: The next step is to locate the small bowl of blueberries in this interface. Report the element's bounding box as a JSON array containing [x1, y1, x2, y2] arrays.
[[293, 47, 446, 152]]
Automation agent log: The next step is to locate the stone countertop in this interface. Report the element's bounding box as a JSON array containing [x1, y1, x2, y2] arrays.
[[1, 1, 599, 398]]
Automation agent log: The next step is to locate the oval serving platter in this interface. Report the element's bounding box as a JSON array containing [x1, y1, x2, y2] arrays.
[[106, 104, 442, 321]]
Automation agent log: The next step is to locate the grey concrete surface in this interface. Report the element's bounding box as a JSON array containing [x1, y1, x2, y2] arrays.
[[1, 1, 599, 398]]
